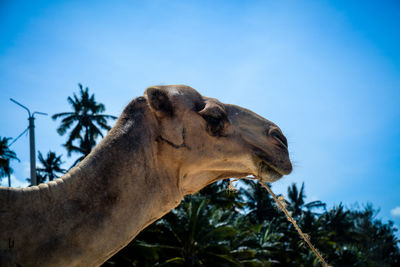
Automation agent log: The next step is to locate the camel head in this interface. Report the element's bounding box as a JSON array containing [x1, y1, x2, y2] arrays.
[[143, 85, 292, 195]]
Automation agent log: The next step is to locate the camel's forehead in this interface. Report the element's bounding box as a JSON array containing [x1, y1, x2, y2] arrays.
[[153, 85, 201, 97], [149, 85, 205, 109]]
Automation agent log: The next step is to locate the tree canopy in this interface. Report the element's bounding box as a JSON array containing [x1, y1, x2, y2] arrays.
[[0, 136, 19, 185], [36, 151, 65, 182], [104, 181, 400, 266]]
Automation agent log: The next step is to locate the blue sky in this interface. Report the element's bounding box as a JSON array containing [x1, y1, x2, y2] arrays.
[[1, 0, 399, 228]]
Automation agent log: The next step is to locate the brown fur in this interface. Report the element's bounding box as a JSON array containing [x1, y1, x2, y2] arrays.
[[0, 85, 292, 266]]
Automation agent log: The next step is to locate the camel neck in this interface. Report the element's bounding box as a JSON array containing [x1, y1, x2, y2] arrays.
[[62, 134, 182, 265]]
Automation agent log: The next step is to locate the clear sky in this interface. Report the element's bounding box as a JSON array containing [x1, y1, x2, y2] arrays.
[[1, 0, 399, 229]]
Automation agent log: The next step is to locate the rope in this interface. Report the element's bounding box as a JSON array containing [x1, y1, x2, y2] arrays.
[[257, 179, 331, 267], [9, 127, 29, 147], [228, 177, 331, 267]]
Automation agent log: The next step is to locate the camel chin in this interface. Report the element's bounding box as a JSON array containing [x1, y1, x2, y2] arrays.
[[257, 161, 284, 183]]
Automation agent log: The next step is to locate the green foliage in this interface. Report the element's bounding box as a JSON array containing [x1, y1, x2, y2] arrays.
[[0, 136, 19, 180], [37, 151, 65, 182], [104, 181, 400, 266]]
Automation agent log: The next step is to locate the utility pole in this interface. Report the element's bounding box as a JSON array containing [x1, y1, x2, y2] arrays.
[[10, 98, 47, 186], [8, 170, 11, 187]]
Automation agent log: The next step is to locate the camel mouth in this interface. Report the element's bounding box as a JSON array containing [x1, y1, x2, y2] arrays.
[[252, 147, 292, 182], [258, 161, 283, 182]]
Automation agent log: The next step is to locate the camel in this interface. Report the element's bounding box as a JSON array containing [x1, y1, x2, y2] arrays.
[[0, 85, 292, 266]]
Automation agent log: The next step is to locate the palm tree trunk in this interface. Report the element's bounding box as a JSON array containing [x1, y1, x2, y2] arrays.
[[7, 173, 11, 187]]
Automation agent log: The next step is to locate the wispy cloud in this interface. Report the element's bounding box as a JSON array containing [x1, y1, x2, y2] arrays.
[[12, 177, 29, 188], [23, 161, 30, 178], [390, 206, 400, 218], [0, 175, 12, 187], [0, 175, 29, 188]]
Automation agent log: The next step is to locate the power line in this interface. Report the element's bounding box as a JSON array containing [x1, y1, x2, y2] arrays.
[[9, 127, 29, 147]]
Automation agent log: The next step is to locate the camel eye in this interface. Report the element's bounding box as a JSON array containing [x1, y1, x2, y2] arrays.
[[202, 114, 220, 126]]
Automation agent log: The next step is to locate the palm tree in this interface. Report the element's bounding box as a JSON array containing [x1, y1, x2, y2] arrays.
[[25, 171, 47, 185], [287, 182, 325, 217], [36, 151, 66, 182], [64, 134, 95, 168], [240, 180, 280, 224], [199, 179, 245, 211], [32, 171, 47, 185], [0, 137, 19, 187], [350, 205, 400, 265], [52, 84, 117, 166]]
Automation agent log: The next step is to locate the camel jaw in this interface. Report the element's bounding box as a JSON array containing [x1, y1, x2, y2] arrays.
[[257, 161, 284, 182], [252, 147, 292, 183]]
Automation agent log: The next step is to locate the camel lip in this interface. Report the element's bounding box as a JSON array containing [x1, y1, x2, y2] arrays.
[[260, 160, 284, 176], [258, 161, 283, 182], [252, 146, 292, 178]]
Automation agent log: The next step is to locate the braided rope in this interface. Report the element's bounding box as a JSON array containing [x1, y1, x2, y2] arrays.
[[258, 179, 331, 267], [229, 177, 332, 267]]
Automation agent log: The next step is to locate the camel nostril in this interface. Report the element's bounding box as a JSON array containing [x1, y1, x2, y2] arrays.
[[269, 128, 288, 149]]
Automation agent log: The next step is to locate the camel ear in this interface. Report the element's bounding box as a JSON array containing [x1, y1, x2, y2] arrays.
[[145, 87, 173, 116], [199, 100, 228, 136]]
